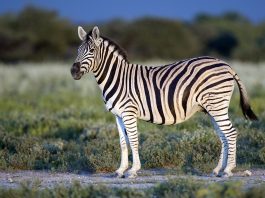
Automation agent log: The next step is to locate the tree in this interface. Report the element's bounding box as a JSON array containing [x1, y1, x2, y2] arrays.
[[0, 6, 76, 62], [207, 31, 238, 58]]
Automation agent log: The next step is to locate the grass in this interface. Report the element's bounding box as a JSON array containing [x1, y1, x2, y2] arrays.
[[0, 61, 264, 174], [0, 179, 265, 198]]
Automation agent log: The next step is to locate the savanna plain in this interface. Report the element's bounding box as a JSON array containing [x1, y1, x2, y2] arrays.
[[0, 61, 264, 197]]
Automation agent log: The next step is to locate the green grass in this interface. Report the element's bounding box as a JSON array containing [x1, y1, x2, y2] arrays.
[[0, 179, 264, 198], [0, 62, 264, 173]]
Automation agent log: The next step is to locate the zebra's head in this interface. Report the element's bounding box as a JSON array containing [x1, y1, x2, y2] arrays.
[[71, 26, 103, 80]]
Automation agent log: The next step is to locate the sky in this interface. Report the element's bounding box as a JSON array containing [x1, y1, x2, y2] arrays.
[[0, 0, 265, 24]]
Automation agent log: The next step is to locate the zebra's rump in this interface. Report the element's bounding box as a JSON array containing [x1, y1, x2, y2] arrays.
[[134, 56, 235, 125]]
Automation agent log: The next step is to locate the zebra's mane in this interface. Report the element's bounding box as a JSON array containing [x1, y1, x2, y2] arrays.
[[86, 31, 128, 61]]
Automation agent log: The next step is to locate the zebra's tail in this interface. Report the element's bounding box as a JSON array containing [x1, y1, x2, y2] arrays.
[[233, 72, 258, 121]]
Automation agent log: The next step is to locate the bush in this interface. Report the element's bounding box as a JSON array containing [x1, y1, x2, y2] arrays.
[[0, 180, 264, 198], [152, 179, 203, 198]]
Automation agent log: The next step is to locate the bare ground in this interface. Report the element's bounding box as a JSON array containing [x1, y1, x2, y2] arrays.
[[0, 169, 265, 189]]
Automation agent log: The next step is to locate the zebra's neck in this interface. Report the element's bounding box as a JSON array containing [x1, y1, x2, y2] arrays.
[[91, 40, 160, 111], [92, 44, 131, 97]]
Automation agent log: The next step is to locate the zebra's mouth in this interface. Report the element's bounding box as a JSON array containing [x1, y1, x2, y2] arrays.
[[73, 71, 85, 80]]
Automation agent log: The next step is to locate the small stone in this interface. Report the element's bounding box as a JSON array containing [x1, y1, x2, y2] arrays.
[[8, 178, 13, 183], [244, 170, 252, 176]]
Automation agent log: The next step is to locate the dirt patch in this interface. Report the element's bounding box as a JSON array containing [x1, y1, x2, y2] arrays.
[[0, 169, 264, 189]]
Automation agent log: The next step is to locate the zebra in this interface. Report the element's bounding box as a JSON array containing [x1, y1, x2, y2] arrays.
[[71, 26, 258, 178]]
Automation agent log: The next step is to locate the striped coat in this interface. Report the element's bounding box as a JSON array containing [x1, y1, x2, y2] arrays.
[[71, 26, 258, 178]]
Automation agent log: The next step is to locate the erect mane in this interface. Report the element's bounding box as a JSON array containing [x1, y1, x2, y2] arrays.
[[86, 30, 128, 62]]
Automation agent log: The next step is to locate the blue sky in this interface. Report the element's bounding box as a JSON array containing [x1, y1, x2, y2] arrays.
[[0, 0, 264, 23]]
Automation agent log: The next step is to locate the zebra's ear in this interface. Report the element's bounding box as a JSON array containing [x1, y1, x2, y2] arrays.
[[92, 26, 102, 46], [78, 26, 87, 41], [92, 26, 100, 40]]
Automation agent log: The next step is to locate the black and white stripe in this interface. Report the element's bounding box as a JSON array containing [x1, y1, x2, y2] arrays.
[[71, 26, 258, 178]]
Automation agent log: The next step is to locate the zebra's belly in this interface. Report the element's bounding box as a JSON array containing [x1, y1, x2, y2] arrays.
[[138, 114, 185, 125], [138, 103, 202, 125]]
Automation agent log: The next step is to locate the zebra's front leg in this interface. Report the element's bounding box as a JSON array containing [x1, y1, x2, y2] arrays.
[[122, 113, 141, 178], [115, 116, 129, 178]]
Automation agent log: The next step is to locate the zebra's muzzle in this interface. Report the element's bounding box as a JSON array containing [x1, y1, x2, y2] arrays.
[[71, 62, 84, 80]]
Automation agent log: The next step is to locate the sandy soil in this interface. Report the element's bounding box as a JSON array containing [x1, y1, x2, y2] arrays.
[[0, 169, 264, 189]]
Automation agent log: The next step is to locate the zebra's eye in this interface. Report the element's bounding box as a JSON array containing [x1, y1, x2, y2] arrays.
[[90, 49, 95, 53]]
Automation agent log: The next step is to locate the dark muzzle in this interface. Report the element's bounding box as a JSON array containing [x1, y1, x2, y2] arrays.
[[71, 62, 81, 75], [71, 62, 82, 80]]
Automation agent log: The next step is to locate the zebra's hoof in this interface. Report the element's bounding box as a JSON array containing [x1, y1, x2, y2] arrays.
[[211, 172, 220, 177], [117, 173, 125, 178], [211, 170, 223, 177], [223, 171, 233, 178], [211, 173, 223, 177], [114, 171, 125, 178]]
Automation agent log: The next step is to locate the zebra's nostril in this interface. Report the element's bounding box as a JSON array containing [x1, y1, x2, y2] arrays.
[[70, 67, 75, 75], [74, 62, 81, 67], [71, 62, 81, 74]]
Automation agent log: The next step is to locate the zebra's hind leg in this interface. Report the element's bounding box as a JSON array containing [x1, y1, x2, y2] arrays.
[[115, 116, 129, 178], [210, 114, 237, 177], [202, 100, 237, 177], [210, 116, 228, 176]]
